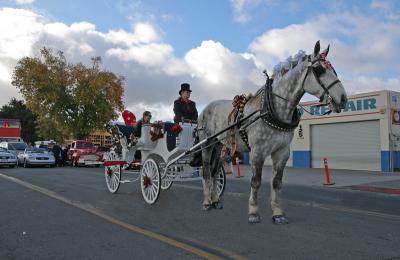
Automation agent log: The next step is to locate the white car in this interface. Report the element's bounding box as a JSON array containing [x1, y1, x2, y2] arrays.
[[0, 147, 17, 168], [18, 148, 56, 168], [0, 141, 27, 157]]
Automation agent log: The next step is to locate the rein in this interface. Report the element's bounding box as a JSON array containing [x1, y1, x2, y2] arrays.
[[269, 54, 342, 117], [301, 55, 341, 108], [221, 54, 341, 154]]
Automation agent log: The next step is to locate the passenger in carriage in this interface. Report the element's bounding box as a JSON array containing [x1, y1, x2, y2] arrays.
[[132, 111, 152, 138], [131, 111, 152, 160], [173, 83, 202, 167], [173, 83, 198, 123]]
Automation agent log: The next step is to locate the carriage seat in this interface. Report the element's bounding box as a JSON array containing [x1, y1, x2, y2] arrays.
[[164, 122, 197, 152], [163, 122, 178, 151], [114, 123, 137, 140]]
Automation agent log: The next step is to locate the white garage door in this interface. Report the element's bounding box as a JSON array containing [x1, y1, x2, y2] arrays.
[[311, 120, 380, 171]]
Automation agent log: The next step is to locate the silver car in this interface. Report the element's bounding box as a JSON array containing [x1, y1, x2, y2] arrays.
[[0, 147, 17, 168], [0, 141, 27, 157], [18, 148, 56, 168]]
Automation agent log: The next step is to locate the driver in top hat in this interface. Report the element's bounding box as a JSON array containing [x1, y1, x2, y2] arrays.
[[173, 83, 202, 167], [173, 83, 198, 123]]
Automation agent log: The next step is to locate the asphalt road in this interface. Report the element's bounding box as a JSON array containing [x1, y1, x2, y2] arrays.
[[1, 166, 399, 260]]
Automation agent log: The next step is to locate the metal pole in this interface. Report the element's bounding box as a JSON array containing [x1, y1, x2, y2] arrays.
[[164, 109, 261, 174]]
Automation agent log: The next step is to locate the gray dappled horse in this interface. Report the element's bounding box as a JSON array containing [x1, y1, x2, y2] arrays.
[[197, 41, 347, 224]]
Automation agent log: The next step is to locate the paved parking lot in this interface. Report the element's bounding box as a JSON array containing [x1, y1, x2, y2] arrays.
[[1, 165, 399, 259]]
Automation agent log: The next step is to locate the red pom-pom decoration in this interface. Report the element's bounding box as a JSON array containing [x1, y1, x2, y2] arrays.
[[171, 124, 182, 134], [122, 110, 136, 126], [320, 53, 332, 69]]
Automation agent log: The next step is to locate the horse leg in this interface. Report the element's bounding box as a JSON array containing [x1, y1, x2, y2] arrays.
[[201, 146, 214, 211], [248, 154, 264, 223], [210, 144, 223, 209], [270, 147, 290, 224]]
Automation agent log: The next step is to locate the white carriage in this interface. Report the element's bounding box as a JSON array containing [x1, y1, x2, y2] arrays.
[[103, 121, 226, 205]]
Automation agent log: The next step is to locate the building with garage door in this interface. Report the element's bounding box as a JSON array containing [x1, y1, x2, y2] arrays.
[[288, 90, 400, 172]]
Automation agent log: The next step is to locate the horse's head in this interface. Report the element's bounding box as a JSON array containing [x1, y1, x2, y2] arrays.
[[302, 41, 347, 113]]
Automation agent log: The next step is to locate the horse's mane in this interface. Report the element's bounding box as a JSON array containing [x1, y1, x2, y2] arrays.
[[271, 50, 307, 81], [247, 50, 308, 99]]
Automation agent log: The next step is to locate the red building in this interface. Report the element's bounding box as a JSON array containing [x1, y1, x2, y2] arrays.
[[0, 118, 22, 142]]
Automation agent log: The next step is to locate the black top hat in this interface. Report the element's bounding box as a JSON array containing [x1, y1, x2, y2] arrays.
[[179, 83, 192, 95]]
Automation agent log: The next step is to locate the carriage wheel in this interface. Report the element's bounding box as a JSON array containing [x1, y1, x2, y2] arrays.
[[215, 166, 226, 198], [104, 151, 122, 193], [161, 166, 175, 190], [140, 158, 161, 205]]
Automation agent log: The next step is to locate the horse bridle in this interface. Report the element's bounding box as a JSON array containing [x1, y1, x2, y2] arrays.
[[237, 54, 342, 136], [263, 54, 341, 117], [302, 55, 341, 104]]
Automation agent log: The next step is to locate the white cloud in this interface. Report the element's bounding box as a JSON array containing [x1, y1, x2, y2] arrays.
[[185, 41, 230, 85], [342, 76, 400, 95], [100, 22, 160, 46], [230, 0, 275, 23], [185, 40, 262, 99], [0, 59, 21, 105], [97, 22, 173, 67], [230, 0, 262, 23], [106, 43, 173, 67], [44, 22, 96, 38], [0, 8, 45, 60], [0, 62, 11, 82], [15, 0, 34, 5], [162, 58, 188, 76], [123, 102, 174, 122], [249, 22, 321, 70], [1, 6, 399, 121], [0, 7, 262, 119], [248, 11, 400, 96], [246, 14, 400, 104], [370, 0, 400, 20]]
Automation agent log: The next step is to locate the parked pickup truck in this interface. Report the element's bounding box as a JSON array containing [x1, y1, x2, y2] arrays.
[[67, 140, 102, 167]]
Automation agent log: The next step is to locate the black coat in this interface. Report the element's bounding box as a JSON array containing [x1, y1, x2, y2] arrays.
[[173, 98, 198, 123], [52, 145, 61, 158], [135, 119, 144, 137]]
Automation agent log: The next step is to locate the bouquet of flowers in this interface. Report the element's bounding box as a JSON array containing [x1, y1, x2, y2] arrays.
[[170, 124, 182, 134], [150, 122, 164, 141]]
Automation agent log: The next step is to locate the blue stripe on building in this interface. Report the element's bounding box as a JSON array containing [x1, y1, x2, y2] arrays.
[[381, 151, 390, 172], [292, 151, 311, 168], [394, 151, 400, 170]]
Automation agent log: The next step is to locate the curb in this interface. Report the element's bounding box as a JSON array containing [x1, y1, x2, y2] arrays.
[[350, 185, 400, 195]]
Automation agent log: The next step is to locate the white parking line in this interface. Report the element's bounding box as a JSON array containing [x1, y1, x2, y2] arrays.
[[0, 173, 247, 260]]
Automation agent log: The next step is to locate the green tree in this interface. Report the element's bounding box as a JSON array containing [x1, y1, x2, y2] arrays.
[[0, 98, 38, 143], [12, 47, 125, 141]]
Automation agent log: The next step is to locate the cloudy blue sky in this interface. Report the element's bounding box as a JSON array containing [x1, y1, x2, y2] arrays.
[[0, 0, 399, 120]]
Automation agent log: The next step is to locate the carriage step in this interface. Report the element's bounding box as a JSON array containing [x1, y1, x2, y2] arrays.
[[104, 160, 128, 166], [170, 176, 202, 182], [120, 179, 137, 183], [168, 170, 201, 181]]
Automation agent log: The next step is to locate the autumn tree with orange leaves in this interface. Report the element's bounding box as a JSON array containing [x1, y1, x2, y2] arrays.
[[12, 47, 125, 142]]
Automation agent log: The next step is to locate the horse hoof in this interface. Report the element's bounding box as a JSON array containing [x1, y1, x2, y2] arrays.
[[248, 214, 261, 223], [203, 204, 212, 211], [212, 202, 223, 210], [272, 215, 289, 225]]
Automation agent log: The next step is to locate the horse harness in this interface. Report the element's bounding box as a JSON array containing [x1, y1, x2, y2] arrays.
[[221, 94, 251, 156], [223, 54, 342, 155], [260, 76, 300, 132]]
